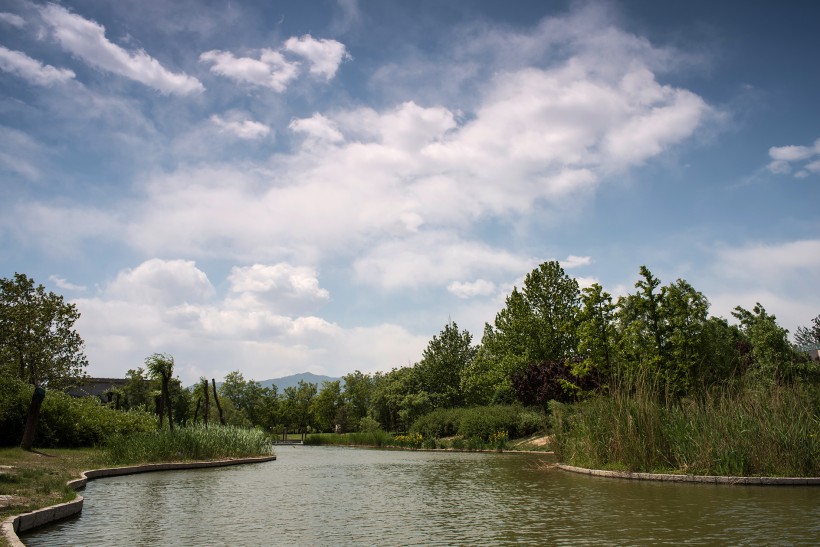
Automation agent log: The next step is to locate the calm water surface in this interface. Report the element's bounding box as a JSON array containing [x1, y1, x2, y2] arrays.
[[24, 446, 820, 545]]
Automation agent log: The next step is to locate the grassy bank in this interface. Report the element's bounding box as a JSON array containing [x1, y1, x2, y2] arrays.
[[1, 425, 273, 546], [551, 382, 819, 476], [0, 447, 103, 526]]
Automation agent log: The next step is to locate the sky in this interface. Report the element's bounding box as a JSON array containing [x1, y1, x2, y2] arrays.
[[1, 0, 818, 386]]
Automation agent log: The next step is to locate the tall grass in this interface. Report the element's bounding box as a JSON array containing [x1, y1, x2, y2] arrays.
[[551, 381, 819, 476], [104, 424, 272, 465], [304, 430, 394, 447]]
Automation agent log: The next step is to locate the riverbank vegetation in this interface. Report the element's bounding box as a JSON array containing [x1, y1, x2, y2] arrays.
[[104, 424, 272, 465], [2, 268, 819, 477]]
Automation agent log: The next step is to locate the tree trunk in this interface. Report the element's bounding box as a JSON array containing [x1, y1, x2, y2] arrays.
[[164, 377, 174, 432], [20, 386, 46, 450], [156, 394, 165, 429], [202, 378, 210, 428], [193, 397, 201, 423], [211, 379, 226, 426]]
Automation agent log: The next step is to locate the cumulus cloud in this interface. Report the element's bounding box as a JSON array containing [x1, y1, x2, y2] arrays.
[[39, 3, 203, 95], [72, 259, 426, 382], [106, 258, 215, 306], [210, 114, 271, 140], [18, 5, 712, 295], [447, 279, 496, 299], [560, 255, 592, 269], [200, 48, 299, 91], [767, 138, 820, 177], [283, 34, 349, 79], [0, 46, 75, 85]]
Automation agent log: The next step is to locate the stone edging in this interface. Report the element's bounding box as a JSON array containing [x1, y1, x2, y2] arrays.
[[1, 455, 277, 547], [556, 464, 820, 485]]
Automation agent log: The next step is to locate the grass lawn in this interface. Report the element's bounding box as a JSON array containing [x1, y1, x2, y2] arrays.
[[0, 447, 106, 546]]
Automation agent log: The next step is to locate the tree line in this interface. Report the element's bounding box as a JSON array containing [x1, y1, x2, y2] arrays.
[[2, 264, 818, 442]]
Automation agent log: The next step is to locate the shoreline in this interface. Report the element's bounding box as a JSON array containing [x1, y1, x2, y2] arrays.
[[1, 455, 277, 547], [555, 463, 820, 486]]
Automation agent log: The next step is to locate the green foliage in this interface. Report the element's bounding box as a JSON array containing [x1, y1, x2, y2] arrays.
[[103, 424, 272, 465], [732, 303, 800, 382], [0, 376, 155, 447], [414, 321, 477, 408], [311, 380, 343, 432], [304, 430, 393, 447], [0, 272, 88, 387], [795, 313, 820, 348], [551, 381, 820, 476], [461, 261, 581, 403], [357, 416, 381, 432], [409, 405, 547, 442]]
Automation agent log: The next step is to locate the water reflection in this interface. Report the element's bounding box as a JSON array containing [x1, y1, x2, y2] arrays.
[[24, 447, 820, 546]]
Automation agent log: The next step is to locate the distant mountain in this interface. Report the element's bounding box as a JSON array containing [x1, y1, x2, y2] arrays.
[[260, 372, 339, 391]]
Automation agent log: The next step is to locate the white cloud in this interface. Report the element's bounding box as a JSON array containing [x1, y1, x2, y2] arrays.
[[200, 48, 299, 91], [289, 113, 344, 143], [707, 239, 820, 335], [447, 279, 496, 299], [210, 115, 271, 140], [226, 263, 330, 315], [40, 3, 203, 95], [283, 34, 349, 79], [353, 232, 536, 290], [0, 46, 75, 86], [73, 260, 427, 383], [0, 12, 25, 28], [767, 138, 820, 177], [106, 259, 215, 306], [49, 275, 87, 292], [560, 255, 592, 269]]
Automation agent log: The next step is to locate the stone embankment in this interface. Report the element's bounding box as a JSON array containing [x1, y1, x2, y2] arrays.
[[556, 464, 820, 485], [1, 455, 276, 547]]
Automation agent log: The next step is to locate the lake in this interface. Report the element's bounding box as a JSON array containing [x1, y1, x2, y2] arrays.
[[23, 446, 820, 545]]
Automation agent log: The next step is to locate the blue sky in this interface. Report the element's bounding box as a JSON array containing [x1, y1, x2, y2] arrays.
[[1, 0, 818, 385]]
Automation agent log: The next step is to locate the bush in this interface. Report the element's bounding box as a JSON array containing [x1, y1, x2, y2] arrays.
[[0, 376, 30, 446], [409, 405, 548, 442], [0, 376, 155, 447]]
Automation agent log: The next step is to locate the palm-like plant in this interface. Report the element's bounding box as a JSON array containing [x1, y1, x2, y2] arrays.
[[145, 353, 175, 432]]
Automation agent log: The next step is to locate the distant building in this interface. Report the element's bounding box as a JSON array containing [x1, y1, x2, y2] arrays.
[[65, 377, 129, 404]]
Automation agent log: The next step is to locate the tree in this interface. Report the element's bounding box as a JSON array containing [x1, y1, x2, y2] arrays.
[[1, 273, 88, 449], [123, 367, 152, 410], [795, 314, 820, 348], [460, 261, 581, 403], [145, 353, 175, 431], [575, 283, 616, 382], [341, 371, 374, 427], [732, 303, 796, 382], [415, 321, 476, 408], [310, 380, 343, 432], [0, 273, 87, 387], [282, 380, 317, 433]]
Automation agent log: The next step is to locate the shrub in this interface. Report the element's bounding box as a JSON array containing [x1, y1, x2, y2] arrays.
[[409, 405, 548, 442], [0, 377, 155, 447]]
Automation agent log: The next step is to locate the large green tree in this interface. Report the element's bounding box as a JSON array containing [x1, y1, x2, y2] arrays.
[[415, 321, 476, 408], [0, 273, 87, 387], [461, 261, 581, 404], [1, 273, 88, 449]]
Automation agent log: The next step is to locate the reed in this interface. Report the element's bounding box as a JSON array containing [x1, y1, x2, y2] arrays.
[[551, 380, 819, 476], [304, 430, 393, 447], [103, 424, 272, 465]]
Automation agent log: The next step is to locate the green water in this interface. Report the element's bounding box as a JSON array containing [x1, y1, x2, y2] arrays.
[[24, 446, 820, 545]]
